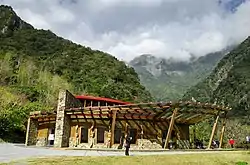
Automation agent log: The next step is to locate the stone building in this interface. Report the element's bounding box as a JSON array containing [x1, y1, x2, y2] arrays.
[[25, 90, 230, 149]]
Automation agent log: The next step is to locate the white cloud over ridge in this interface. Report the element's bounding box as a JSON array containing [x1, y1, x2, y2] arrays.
[[1, 0, 250, 62]]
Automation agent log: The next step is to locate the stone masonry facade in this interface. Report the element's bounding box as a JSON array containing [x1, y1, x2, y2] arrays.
[[25, 118, 38, 146], [54, 90, 83, 148], [36, 137, 47, 147], [26, 90, 191, 149]]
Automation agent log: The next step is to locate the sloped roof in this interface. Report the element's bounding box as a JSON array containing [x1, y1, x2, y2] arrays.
[[29, 98, 231, 125], [66, 101, 231, 125], [75, 95, 131, 105]]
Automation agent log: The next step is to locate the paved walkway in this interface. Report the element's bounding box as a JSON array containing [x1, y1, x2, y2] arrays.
[[0, 143, 232, 163]]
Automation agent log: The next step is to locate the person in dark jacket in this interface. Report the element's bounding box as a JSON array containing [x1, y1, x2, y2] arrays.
[[124, 134, 132, 156]]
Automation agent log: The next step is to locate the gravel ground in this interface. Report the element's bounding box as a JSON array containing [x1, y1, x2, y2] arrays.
[[0, 143, 228, 163]]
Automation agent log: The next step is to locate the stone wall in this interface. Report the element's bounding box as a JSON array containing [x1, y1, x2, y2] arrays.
[[137, 139, 162, 149], [54, 114, 71, 148], [54, 90, 83, 148], [63, 115, 71, 146], [54, 90, 74, 148], [64, 90, 83, 109], [69, 137, 75, 147], [36, 137, 47, 147], [71, 139, 163, 150], [25, 118, 38, 146]]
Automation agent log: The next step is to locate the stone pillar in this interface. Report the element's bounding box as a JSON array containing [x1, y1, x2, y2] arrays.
[[25, 117, 38, 146], [54, 90, 71, 148]]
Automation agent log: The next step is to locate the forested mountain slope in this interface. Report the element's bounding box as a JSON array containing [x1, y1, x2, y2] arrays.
[[0, 5, 152, 141], [0, 5, 152, 102], [183, 36, 250, 119], [129, 48, 232, 101]]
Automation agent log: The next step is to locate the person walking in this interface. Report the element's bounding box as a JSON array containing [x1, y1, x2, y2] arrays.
[[229, 138, 235, 148], [246, 136, 250, 150], [124, 134, 132, 156], [246, 136, 250, 143]]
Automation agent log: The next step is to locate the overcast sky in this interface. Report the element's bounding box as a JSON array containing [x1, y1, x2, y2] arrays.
[[1, 0, 250, 62]]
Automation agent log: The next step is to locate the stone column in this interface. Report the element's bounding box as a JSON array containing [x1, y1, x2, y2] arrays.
[[54, 90, 71, 148], [25, 117, 38, 146]]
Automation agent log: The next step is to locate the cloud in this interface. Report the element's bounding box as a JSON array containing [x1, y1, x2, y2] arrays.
[[1, 0, 250, 62]]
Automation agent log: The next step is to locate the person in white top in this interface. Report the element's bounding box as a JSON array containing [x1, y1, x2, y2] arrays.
[[246, 136, 250, 143]]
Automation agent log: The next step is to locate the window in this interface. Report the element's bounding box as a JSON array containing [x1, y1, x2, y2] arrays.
[[80, 127, 88, 143], [107, 102, 115, 106], [129, 129, 137, 144], [85, 100, 91, 107], [114, 129, 122, 144], [100, 101, 106, 106], [92, 101, 98, 107], [97, 128, 105, 143]]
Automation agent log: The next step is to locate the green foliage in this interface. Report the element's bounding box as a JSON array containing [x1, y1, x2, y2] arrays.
[[0, 6, 152, 141], [0, 53, 68, 140], [0, 5, 152, 102], [183, 36, 250, 118], [189, 119, 250, 148], [190, 120, 213, 144], [130, 49, 229, 102], [184, 37, 250, 147], [236, 162, 248, 165], [0, 87, 25, 138]]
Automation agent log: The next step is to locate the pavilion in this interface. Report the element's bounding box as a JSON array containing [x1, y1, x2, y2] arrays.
[[25, 90, 231, 150]]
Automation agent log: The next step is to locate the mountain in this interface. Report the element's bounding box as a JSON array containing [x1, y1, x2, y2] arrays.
[[129, 48, 233, 101], [0, 5, 152, 141], [183, 36, 250, 119], [0, 5, 152, 102]]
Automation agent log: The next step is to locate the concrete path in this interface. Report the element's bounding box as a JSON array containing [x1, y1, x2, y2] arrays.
[[0, 143, 232, 163]]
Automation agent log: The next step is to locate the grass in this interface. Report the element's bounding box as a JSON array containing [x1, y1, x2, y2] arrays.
[[3, 151, 250, 165], [0, 139, 5, 143]]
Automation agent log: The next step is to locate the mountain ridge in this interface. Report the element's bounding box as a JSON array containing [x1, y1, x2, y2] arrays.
[[183, 36, 250, 118], [0, 5, 152, 140], [129, 46, 235, 101], [0, 5, 152, 102]]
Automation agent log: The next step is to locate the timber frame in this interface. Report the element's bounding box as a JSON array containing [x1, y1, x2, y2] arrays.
[[26, 90, 231, 150]]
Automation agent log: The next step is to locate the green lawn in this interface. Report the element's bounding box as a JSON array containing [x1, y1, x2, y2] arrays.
[[3, 151, 250, 165]]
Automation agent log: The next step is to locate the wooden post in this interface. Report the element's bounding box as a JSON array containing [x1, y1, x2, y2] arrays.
[[25, 117, 31, 146], [110, 110, 117, 148], [207, 114, 220, 149], [164, 108, 178, 149], [75, 125, 79, 147], [83, 100, 86, 107], [79, 126, 82, 144], [219, 115, 227, 148], [125, 123, 129, 137], [140, 125, 143, 139], [193, 124, 196, 147]]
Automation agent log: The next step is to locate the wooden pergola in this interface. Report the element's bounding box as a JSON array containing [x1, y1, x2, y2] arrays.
[[30, 101, 231, 149]]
